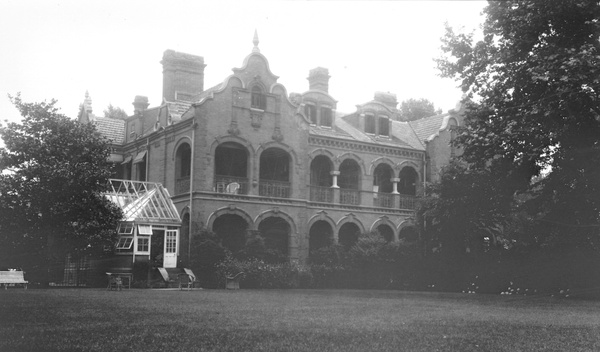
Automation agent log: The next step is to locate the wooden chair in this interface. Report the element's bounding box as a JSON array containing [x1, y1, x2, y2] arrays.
[[107, 275, 123, 291], [178, 273, 194, 291], [225, 272, 244, 290]]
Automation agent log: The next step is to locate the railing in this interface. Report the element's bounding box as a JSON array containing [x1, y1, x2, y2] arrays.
[[214, 175, 249, 195], [373, 192, 394, 208], [259, 180, 291, 198], [399, 194, 416, 209], [340, 189, 361, 205], [175, 177, 190, 195], [309, 185, 333, 203]]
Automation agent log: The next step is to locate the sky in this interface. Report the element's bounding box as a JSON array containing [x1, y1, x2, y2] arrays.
[[0, 0, 486, 128]]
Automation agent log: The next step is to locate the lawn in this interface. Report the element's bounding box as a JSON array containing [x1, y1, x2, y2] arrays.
[[1, 288, 599, 352]]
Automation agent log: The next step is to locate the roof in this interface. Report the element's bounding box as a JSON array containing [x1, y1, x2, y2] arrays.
[[391, 120, 425, 150], [408, 113, 450, 143], [92, 116, 125, 144], [105, 179, 181, 225]]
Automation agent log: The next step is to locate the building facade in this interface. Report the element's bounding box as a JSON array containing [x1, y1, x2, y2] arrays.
[[80, 34, 463, 268]]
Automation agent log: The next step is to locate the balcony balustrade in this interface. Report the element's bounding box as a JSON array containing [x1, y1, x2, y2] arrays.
[[214, 175, 249, 195], [309, 185, 333, 203], [175, 177, 190, 195], [340, 188, 361, 205], [399, 194, 416, 210], [373, 192, 394, 208], [259, 180, 291, 198]]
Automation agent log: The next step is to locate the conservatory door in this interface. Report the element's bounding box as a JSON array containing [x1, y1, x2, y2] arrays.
[[163, 230, 178, 268]]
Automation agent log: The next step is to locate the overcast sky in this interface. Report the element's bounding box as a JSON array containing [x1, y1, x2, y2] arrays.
[[0, 0, 486, 127]]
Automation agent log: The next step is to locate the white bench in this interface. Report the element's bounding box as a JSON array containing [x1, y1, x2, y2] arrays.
[[0, 271, 28, 289]]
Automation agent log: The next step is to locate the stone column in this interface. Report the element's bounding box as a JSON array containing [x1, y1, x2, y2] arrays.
[[331, 171, 340, 203]]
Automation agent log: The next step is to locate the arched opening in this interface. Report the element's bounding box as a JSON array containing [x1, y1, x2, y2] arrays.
[[377, 224, 394, 243], [212, 214, 249, 254], [257, 217, 290, 263], [399, 226, 418, 242], [399, 166, 418, 196], [259, 147, 291, 198], [175, 143, 191, 195], [310, 155, 333, 202], [215, 142, 249, 194], [373, 163, 394, 208], [338, 222, 360, 249], [338, 159, 361, 205], [309, 220, 333, 254]]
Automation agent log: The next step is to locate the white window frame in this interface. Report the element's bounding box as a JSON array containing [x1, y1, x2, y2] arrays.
[[135, 236, 150, 254], [138, 224, 153, 235], [116, 237, 134, 250], [118, 223, 134, 235]]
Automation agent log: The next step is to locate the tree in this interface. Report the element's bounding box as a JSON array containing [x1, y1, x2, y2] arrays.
[[103, 104, 128, 120], [398, 98, 442, 121], [0, 94, 123, 284], [435, 1, 600, 248]]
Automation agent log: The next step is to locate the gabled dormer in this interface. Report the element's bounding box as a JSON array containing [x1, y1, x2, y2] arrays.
[[300, 67, 337, 128]]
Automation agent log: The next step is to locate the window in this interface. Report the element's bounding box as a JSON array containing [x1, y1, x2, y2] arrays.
[[136, 236, 150, 253], [251, 86, 266, 110], [118, 223, 134, 235], [321, 107, 332, 127], [305, 104, 317, 124], [379, 116, 389, 137], [116, 237, 134, 250], [365, 114, 376, 134], [138, 225, 152, 235]]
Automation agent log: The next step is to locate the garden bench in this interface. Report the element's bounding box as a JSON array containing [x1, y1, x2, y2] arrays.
[[0, 270, 28, 290], [225, 272, 244, 290]]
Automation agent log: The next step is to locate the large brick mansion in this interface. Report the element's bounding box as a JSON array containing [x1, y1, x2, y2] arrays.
[[79, 33, 462, 268]]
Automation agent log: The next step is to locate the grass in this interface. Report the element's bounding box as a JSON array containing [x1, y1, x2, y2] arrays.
[[1, 288, 600, 351]]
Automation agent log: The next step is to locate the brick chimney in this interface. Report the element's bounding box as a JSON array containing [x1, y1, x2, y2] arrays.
[[132, 95, 149, 115], [374, 91, 398, 110], [161, 50, 206, 102], [307, 67, 330, 93]]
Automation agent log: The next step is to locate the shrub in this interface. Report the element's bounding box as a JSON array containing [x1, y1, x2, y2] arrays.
[[215, 256, 311, 289]]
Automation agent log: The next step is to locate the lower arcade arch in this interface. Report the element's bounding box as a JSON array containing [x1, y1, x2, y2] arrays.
[[211, 214, 250, 253], [338, 222, 361, 249], [308, 220, 334, 253], [257, 217, 291, 262]]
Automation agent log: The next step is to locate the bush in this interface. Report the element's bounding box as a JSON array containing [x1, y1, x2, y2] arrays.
[[215, 256, 312, 289]]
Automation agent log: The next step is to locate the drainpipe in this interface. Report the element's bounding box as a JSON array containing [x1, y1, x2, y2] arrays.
[[146, 137, 150, 181], [188, 119, 196, 263]]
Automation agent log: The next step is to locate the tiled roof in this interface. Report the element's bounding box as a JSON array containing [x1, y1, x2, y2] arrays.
[[335, 116, 417, 149], [391, 120, 425, 150], [93, 116, 125, 144], [165, 101, 192, 122], [408, 113, 449, 143]]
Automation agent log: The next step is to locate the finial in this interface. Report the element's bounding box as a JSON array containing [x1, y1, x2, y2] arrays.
[[252, 29, 260, 53], [84, 90, 93, 113]]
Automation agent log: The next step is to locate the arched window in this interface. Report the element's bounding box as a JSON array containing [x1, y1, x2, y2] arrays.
[[251, 86, 266, 110], [259, 147, 292, 198], [175, 143, 191, 195], [215, 142, 249, 194]]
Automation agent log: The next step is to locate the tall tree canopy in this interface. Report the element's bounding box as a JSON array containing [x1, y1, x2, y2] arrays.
[[432, 1, 600, 250], [398, 98, 442, 121], [103, 104, 128, 120], [0, 94, 122, 279]]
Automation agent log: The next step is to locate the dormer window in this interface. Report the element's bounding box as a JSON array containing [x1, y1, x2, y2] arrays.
[[321, 107, 332, 127], [378, 116, 389, 137], [305, 104, 317, 124], [365, 114, 376, 134], [251, 86, 266, 110]]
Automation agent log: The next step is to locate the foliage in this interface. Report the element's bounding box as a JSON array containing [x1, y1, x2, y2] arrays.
[[103, 104, 128, 120], [397, 98, 442, 121], [188, 228, 228, 288], [0, 94, 123, 282], [434, 1, 600, 250], [216, 256, 312, 289]]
